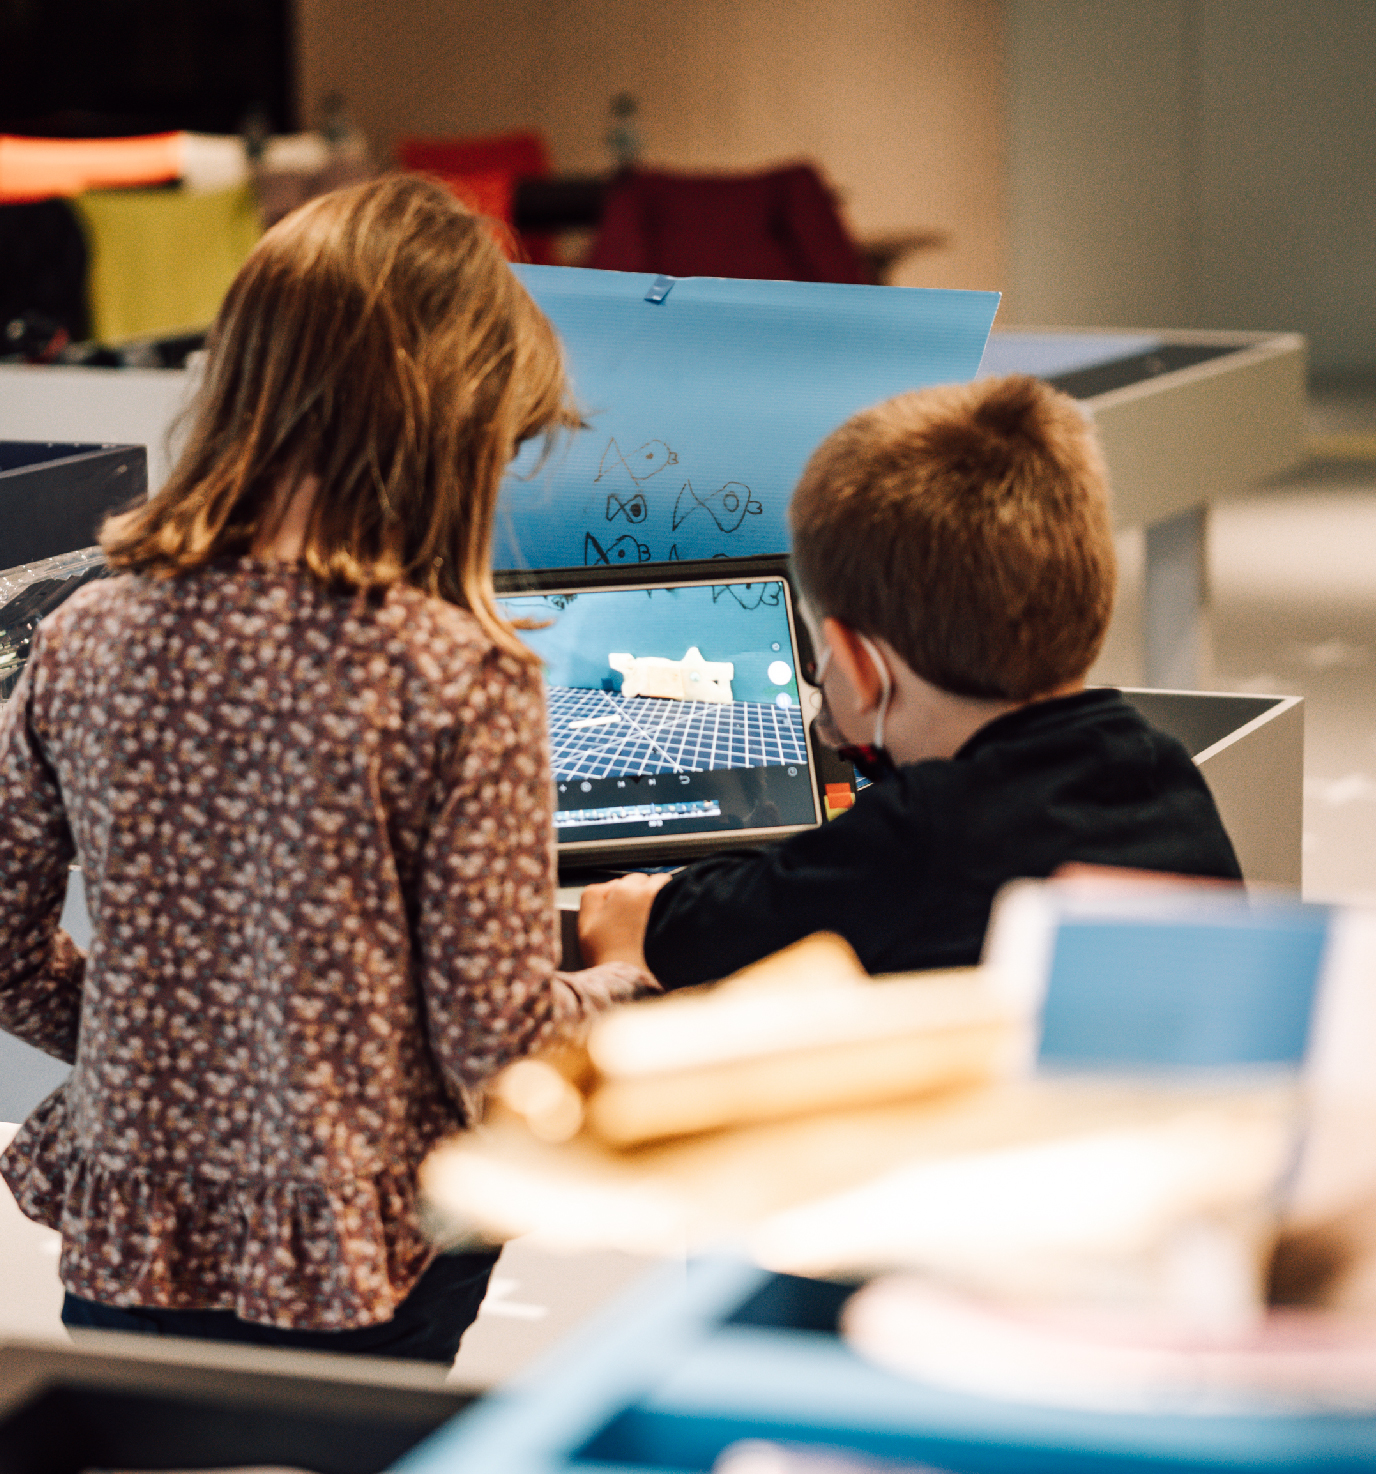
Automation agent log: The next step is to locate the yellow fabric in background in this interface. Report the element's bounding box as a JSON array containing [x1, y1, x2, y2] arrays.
[[72, 184, 261, 343]]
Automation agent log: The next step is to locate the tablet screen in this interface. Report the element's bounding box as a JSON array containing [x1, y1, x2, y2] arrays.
[[500, 574, 820, 857]]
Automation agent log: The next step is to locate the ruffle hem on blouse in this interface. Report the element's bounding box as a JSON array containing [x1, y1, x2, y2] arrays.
[[0, 1089, 443, 1331]]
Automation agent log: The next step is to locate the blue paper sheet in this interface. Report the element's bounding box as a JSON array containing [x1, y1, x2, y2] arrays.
[[496, 268, 1000, 571]]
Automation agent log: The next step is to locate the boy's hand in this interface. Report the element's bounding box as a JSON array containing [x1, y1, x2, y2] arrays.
[[578, 872, 672, 971]]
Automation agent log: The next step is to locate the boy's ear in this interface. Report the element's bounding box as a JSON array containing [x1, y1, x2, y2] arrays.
[[821, 617, 886, 710]]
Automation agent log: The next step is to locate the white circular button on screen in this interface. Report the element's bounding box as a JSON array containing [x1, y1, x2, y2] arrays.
[[767, 660, 793, 685], [775, 692, 793, 707]]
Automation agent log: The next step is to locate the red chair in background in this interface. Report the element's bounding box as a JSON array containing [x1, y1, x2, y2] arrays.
[[586, 163, 870, 284], [395, 131, 556, 264]]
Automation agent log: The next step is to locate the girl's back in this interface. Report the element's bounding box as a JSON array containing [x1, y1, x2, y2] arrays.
[[0, 175, 650, 1348], [4, 559, 561, 1327]]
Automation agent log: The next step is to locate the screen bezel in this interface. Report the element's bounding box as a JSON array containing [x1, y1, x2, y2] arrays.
[[495, 554, 826, 871]]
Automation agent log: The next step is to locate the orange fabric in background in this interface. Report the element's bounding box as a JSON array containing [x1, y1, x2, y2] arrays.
[[0, 133, 182, 203]]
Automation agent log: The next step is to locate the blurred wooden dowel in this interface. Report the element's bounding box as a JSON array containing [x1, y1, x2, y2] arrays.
[[581, 934, 1019, 1146]]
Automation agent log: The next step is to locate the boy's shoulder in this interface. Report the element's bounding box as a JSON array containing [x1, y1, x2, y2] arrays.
[[804, 692, 1194, 839], [819, 688, 1207, 851], [955, 688, 1186, 769]]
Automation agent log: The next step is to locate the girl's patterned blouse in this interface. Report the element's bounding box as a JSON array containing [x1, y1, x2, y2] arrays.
[[0, 563, 645, 1330]]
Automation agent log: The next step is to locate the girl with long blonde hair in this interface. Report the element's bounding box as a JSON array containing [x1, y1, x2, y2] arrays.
[[0, 175, 651, 1362]]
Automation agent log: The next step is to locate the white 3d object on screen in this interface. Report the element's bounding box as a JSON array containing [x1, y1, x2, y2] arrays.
[[609, 647, 734, 702]]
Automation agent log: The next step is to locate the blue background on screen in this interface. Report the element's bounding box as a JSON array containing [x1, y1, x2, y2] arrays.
[[501, 580, 800, 707]]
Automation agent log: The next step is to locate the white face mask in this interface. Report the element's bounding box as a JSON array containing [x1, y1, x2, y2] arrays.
[[814, 631, 893, 753]]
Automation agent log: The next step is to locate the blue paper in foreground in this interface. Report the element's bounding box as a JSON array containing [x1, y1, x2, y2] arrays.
[[495, 267, 1000, 571]]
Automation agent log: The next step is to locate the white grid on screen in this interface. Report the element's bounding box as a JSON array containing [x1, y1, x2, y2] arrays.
[[545, 685, 807, 781]]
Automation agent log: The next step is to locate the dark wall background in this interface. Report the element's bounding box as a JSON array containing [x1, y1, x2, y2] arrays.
[[0, 0, 295, 136]]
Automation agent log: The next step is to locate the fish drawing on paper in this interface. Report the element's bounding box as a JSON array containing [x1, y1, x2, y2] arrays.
[[672, 480, 762, 533], [595, 437, 678, 487], [585, 531, 651, 566], [605, 490, 649, 523]]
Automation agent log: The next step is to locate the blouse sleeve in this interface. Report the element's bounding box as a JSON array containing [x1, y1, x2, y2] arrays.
[[0, 647, 83, 1063], [415, 650, 647, 1111]]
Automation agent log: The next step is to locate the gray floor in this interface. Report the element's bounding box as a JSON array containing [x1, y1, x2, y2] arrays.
[[3, 380, 1374, 1374], [1213, 379, 1376, 900]]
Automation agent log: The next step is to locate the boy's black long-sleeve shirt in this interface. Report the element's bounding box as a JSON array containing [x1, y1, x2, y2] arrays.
[[643, 689, 1243, 988]]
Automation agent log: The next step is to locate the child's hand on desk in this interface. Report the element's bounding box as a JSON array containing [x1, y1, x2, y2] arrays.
[[579, 872, 672, 972]]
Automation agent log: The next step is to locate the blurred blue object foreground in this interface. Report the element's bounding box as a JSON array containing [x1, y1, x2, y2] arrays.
[[397, 882, 1369, 1470], [980, 880, 1330, 1073], [1038, 903, 1328, 1070], [393, 1256, 1376, 1473]]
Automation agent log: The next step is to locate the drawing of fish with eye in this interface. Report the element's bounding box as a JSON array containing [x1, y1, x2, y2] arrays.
[[605, 489, 648, 523], [595, 437, 678, 487], [671, 480, 762, 533], [585, 531, 651, 566]]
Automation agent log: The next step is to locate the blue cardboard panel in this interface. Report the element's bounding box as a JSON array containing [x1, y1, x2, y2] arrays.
[[496, 268, 1000, 572]]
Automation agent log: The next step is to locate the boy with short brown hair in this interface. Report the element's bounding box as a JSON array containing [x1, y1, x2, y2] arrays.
[[792, 374, 1115, 706], [581, 375, 1240, 986]]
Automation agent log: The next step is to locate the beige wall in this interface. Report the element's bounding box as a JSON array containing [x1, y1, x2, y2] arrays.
[[296, 0, 1007, 298], [1006, 0, 1376, 374], [1006, 0, 1193, 329]]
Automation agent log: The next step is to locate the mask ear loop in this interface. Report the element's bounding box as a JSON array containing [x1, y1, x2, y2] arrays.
[[855, 633, 893, 750]]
